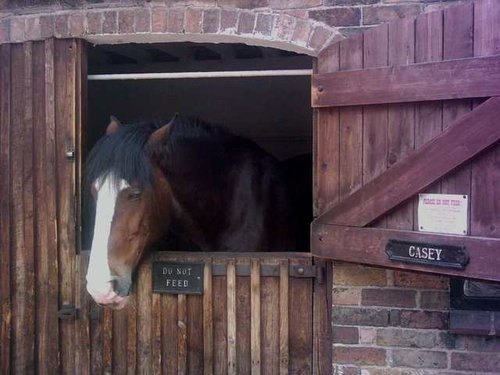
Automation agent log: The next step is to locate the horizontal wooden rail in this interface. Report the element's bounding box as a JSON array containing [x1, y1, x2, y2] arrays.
[[312, 223, 500, 282], [312, 55, 500, 107], [315, 97, 500, 227]]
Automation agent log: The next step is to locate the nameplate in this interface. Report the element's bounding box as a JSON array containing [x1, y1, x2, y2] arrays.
[[386, 240, 469, 270], [152, 261, 204, 294]]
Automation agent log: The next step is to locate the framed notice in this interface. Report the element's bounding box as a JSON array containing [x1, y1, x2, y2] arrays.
[[418, 194, 468, 235]]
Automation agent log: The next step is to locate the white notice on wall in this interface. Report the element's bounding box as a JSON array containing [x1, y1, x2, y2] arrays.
[[418, 194, 468, 235]]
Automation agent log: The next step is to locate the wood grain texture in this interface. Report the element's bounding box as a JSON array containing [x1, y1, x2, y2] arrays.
[[313, 223, 500, 281], [260, 260, 280, 373], [178, 294, 188, 375], [279, 260, 289, 375], [74, 255, 90, 375], [137, 260, 152, 373], [152, 293, 162, 375], [250, 259, 261, 375], [0, 43, 11, 375], [163, 293, 178, 375], [315, 97, 500, 228], [188, 294, 204, 374], [203, 259, 214, 375], [227, 260, 237, 375]]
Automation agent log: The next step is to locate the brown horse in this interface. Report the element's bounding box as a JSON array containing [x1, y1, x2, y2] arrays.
[[84, 115, 303, 308]]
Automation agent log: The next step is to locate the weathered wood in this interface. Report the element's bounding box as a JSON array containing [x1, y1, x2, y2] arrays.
[[137, 260, 152, 373], [0, 43, 11, 375], [260, 260, 280, 373], [203, 259, 214, 375], [213, 273, 228, 375], [315, 97, 500, 228], [312, 223, 500, 282], [227, 260, 237, 375], [250, 259, 261, 375], [188, 294, 204, 374], [102, 307, 113, 374], [279, 260, 289, 375], [178, 294, 187, 375], [152, 293, 162, 375], [236, 259, 251, 374], [312, 54, 500, 107], [74, 255, 90, 375], [162, 294, 178, 375], [126, 296, 137, 375], [112, 308, 127, 374]]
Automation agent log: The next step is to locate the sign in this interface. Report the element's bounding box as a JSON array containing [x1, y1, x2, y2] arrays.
[[386, 240, 469, 269], [152, 261, 204, 294], [418, 194, 468, 235]]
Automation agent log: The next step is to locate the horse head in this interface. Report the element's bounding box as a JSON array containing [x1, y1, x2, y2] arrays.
[[85, 116, 175, 309]]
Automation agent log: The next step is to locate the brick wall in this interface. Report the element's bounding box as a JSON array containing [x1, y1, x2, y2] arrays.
[[332, 261, 500, 374]]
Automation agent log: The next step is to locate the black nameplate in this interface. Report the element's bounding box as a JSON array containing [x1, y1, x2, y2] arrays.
[[152, 261, 204, 295], [386, 240, 469, 270]]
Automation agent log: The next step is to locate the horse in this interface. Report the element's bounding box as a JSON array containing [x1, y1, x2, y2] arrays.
[[84, 115, 308, 309]]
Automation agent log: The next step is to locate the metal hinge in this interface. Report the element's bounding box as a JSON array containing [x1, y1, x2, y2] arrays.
[[58, 304, 79, 320], [289, 265, 325, 284]]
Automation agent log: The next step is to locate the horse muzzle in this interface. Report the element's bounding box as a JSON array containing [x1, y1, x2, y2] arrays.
[[87, 279, 130, 309]]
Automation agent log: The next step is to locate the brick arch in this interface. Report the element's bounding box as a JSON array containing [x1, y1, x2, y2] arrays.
[[0, 5, 343, 56]]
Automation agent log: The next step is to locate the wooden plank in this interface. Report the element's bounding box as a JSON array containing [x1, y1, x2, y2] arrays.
[[279, 260, 289, 375], [137, 260, 152, 373], [162, 294, 178, 375], [289, 257, 313, 374], [227, 260, 237, 375], [260, 260, 279, 373], [213, 274, 227, 375], [312, 54, 500, 107], [55, 39, 77, 375], [0, 43, 11, 375], [102, 307, 113, 374], [236, 260, 251, 375], [74, 255, 90, 375], [250, 259, 261, 375], [203, 259, 214, 375], [315, 97, 500, 227], [112, 309, 128, 374], [312, 223, 500, 282], [338, 34, 363, 201], [178, 294, 187, 375], [314, 43, 340, 216], [188, 294, 204, 374], [126, 295, 137, 375], [152, 293, 162, 375], [90, 304, 103, 375]]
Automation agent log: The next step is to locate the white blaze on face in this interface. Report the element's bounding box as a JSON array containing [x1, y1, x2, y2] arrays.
[[86, 175, 129, 304]]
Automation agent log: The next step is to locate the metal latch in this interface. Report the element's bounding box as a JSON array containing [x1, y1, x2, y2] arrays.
[[289, 265, 325, 284], [58, 304, 79, 320], [65, 147, 75, 160]]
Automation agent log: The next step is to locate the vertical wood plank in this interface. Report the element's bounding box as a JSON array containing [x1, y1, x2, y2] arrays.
[[126, 296, 137, 375], [55, 39, 77, 375], [261, 261, 279, 373], [313, 260, 333, 375], [162, 294, 178, 375], [250, 259, 261, 375], [0, 43, 11, 375], [74, 255, 90, 375], [188, 294, 204, 374], [152, 293, 162, 375], [43, 38, 60, 374], [213, 273, 227, 375], [471, 0, 500, 239], [102, 308, 113, 374], [203, 259, 214, 375], [112, 309, 128, 374], [236, 261, 251, 375], [339, 34, 363, 201], [386, 18, 416, 230], [279, 260, 289, 375], [227, 260, 237, 375], [178, 294, 187, 375], [137, 259, 152, 373], [90, 305, 103, 375], [314, 43, 340, 216]]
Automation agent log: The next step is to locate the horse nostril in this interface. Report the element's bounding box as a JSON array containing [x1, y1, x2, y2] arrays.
[[112, 278, 132, 297]]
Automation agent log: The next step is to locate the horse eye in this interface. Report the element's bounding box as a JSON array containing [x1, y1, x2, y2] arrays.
[[128, 189, 142, 200]]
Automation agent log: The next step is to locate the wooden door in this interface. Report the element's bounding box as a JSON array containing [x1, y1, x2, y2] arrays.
[[0, 39, 86, 374], [76, 252, 332, 374], [311, 0, 500, 281]]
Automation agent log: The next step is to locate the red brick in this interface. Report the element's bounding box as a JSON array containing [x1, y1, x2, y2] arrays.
[[376, 328, 443, 348], [333, 346, 386, 366], [310, 8, 361, 27], [333, 287, 360, 305], [0, 19, 10, 43], [420, 290, 449, 310], [218, 0, 269, 9], [255, 13, 274, 36], [167, 8, 184, 33], [86, 12, 102, 35], [25, 17, 41, 40], [275, 14, 295, 41], [451, 352, 500, 372], [326, 0, 378, 4], [333, 325, 358, 344], [237, 12, 255, 34], [185, 8, 202, 33], [220, 9, 238, 32], [400, 310, 448, 329], [363, 4, 422, 26], [119, 9, 134, 33], [394, 271, 449, 290], [362, 288, 417, 308], [135, 8, 150, 33], [449, 310, 491, 336], [270, 0, 321, 8], [203, 9, 220, 34], [333, 306, 389, 327], [334, 263, 387, 287], [103, 11, 118, 34], [454, 335, 500, 352], [69, 13, 85, 37], [165, 0, 216, 5], [152, 8, 167, 33], [392, 349, 447, 369], [54, 14, 69, 38], [333, 366, 359, 375], [292, 20, 311, 45]]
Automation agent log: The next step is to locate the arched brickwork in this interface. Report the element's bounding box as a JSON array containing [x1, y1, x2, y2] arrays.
[[0, 5, 344, 56]]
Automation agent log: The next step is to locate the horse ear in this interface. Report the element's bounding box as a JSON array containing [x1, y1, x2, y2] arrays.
[[148, 114, 178, 145], [106, 116, 121, 135]]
